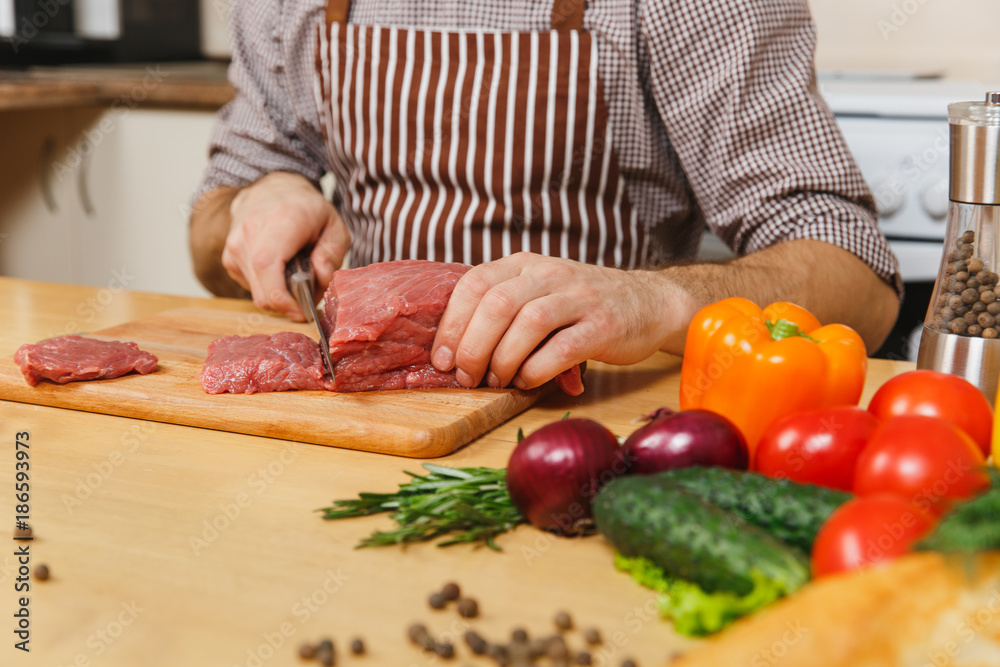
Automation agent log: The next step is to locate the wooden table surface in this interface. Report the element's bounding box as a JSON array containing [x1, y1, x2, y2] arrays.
[[0, 276, 915, 667]]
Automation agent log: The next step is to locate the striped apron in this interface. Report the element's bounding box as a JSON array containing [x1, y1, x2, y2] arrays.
[[313, 0, 648, 269]]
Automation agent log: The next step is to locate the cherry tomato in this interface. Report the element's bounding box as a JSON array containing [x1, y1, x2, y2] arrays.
[[867, 369, 993, 457], [853, 415, 989, 513], [754, 407, 880, 491], [811, 494, 936, 578]]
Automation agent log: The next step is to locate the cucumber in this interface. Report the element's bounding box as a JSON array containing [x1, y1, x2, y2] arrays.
[[653, 466, 852, 554], [593, 474, 810, 596]]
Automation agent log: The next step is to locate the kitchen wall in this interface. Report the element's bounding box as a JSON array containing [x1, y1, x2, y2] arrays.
[[810, 0, 1000, 82]]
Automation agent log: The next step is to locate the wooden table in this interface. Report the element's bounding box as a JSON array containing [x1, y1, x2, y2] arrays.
[[0, 277, 915, 666]]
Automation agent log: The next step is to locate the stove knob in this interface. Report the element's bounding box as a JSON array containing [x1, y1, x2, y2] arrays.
[[919, 178, 950, 220], [871, 178, 905, 218]]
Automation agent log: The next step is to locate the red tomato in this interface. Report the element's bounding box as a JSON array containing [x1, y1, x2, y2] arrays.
[[754, 407, 880, 491], [853, 415, 989, 512], [867, 369, 993, 457], [811, 494, 936, 577]]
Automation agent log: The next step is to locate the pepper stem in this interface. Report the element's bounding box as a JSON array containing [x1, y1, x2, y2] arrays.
[[767, 318, 814, 341]]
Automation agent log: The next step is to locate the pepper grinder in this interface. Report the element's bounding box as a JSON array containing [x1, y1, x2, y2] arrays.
[[917, 91, 1000, 404]]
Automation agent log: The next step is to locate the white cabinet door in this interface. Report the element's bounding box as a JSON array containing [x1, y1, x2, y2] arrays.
[[70, 106, 217, 298], [0, 108, 85, 285], [1, 106, 220, 298]]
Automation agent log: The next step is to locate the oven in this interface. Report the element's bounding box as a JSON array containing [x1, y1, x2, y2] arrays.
[[820, 77, 989, 361]]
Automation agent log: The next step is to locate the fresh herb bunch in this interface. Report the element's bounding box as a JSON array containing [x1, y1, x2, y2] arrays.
[[917, 468, 1000, 553], [319, 464, 525, 550]]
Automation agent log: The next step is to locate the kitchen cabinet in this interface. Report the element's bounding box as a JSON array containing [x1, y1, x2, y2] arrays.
[[0, 105, 218, 298]]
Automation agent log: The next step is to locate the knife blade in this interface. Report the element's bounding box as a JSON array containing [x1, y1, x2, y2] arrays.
[[285, 249, 335, 381]]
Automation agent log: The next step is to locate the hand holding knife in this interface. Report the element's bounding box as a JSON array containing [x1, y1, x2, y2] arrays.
[[285, 249, 336, 380]]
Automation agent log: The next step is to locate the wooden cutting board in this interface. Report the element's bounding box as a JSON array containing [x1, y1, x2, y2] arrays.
[[0, 307, 544, 457]]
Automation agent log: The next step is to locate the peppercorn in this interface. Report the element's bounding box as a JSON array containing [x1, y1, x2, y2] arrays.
[[969, 324, 984, 337], [969, 257, 986, 274], [464, 630, 487, 655], [408, 623, 430, 644], [441, 581, 461, 601], [962, 230, 976, 244], [963, 288, 980, 304], [456, 597, 479, 618], [973, 300, 988, 313], [583, 628, 602, 645], [546, 635, 569, 659], [576, 651, 593, 665], [33, 564, 49, 581], [511, 628, 529, 644], [980, 313, 996, 329], [989, 301, 1000, 315], [961, 243, 975, 258], [435, 641, 455, 659], [350, 637, 365, 655], [955, 304, 971, 316], [985, 327, 999, 339], [315, 638, 334, 667], [948, 294, 965, 310], [956, 270, 971, 283], [428, 592, 448, 610], [950, 318, 969, 334], [554, 611, 573, 631], [968, 276, 981, 290], [984, 290, 998, 305]]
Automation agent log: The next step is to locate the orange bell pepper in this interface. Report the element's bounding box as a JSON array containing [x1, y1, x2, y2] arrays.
[[679, 297, 868, 458]]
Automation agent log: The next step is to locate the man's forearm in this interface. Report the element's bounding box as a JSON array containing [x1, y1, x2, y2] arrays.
[[189, 186, 249, 298], [654, 239, 900, 355]]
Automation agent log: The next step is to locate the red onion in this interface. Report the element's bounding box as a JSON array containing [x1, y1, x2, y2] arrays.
[[622, 408, 748, 474], [506, 418, 628, 534]]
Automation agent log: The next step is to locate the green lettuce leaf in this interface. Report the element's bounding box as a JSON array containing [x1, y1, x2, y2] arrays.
[[614, 553, 787, 637]]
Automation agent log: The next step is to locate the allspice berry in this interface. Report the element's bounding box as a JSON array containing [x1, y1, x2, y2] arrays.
[[33, 564, 49, 581], [456, 597, 479, 618]]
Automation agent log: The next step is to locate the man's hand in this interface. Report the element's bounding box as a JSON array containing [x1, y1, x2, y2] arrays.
[[430, 253, 684, 391], [222, 172, 350, 321]]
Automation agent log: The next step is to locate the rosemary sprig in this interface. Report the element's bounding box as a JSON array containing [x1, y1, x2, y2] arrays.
[[319, 464, 525, 550]]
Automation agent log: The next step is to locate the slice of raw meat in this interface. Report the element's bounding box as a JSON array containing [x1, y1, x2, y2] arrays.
[[14, 335, 158, 386], [200, 332, 334, 394], [321, 259, 586, 395]]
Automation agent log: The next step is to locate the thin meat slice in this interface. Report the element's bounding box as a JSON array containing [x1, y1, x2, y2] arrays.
[[200, 332, 334, 394], [14, 335, 158, 386]]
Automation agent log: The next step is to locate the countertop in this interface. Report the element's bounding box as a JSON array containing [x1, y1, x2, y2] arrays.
[[0, 61, 234, 111], [0, 276, 915, 666]]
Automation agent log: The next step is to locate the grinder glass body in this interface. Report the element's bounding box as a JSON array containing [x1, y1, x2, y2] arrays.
[[917, 93, 1000, 406]]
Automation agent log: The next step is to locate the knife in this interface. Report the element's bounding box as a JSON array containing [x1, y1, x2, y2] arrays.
[[285, 249, 335, 381]]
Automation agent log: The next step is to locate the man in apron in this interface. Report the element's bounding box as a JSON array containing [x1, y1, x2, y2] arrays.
[[189, 0, 901, 392]]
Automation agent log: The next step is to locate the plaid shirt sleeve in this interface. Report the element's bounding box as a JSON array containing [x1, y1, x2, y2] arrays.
[[639, 0, 902, 295], [193, 0, 328, 203]]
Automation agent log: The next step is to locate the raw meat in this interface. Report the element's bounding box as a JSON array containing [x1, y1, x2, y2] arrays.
[[321, 260, 471, 392], [320, 259, 585, 395], [14, 335, 158, 386], [200, 332, 334, 394]]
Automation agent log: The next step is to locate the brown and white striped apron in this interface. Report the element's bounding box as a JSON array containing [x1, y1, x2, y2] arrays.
[[313, 0, 649, 269]]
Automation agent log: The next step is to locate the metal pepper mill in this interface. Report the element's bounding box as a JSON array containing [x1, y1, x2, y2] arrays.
[[917, 91, 1000, 405]]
